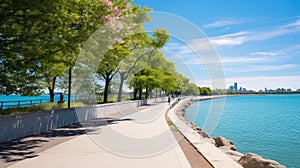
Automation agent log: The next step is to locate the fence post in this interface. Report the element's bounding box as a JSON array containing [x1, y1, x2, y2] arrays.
[[40, 99, 43, 104], [0, 101, 3, 110], [18, 101, 20, 109], [30, 100, 33, 106]]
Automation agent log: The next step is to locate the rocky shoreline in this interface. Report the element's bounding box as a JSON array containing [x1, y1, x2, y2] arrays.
[[175, 97, 286, 168]]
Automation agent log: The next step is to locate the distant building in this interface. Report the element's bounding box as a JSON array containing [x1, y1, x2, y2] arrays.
[[234, 82, 238, 91], [228, 82, 249, 92], [269, 89, 274, 93], [287, 88, 292, 92], [239, 87, 243, 92]]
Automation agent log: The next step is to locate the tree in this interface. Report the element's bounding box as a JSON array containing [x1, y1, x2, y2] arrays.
[[199, 87, 212, 96], [0, 0, 135, 101], [129, 67, 178, 99], [182, 83, 199, 96], [116, 29, 170, 102]]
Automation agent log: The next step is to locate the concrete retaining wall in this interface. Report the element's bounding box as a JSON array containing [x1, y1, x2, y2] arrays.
[[0, 97, 167, 143], [168, 97, 243, 168]]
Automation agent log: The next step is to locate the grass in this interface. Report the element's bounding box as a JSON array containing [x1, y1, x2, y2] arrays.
[[171, 126, 179, 131], [167, 120, 174, 126], [96, 96, 134, 104], [1, 95, 149, 116], [0, 102, 86, 116]]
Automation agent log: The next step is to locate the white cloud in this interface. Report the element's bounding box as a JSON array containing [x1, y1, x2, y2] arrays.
[[202, 18, 300, 47], [252, 51, 285, 56], [221, 57, 268, 64], [163, 38, 216, 56], [251, 45, 300, 57], [233, 64, 297, 72], [203, 19, 245, 28], [282, 19, 300, 28], [210, 32, 248, 47], [220, 26, 231, 32], [184, 56, 268, 65], [165, 18, 300, 54]]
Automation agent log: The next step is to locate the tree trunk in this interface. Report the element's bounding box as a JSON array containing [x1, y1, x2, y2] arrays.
[[145, 87, 149, 99], [48, 87, 55, 102], [48, 77, 56, 102], [133, 88, 138, 100], [103, 74, 110, 103], [117, 72, 125, 102], [138, 88, 142, 100]]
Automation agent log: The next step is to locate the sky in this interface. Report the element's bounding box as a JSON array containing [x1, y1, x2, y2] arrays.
[[133, 0, 300, 91]]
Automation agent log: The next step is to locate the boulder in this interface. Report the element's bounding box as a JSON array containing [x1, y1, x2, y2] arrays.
[[238, 153, 286, 168], [196, 128, 209, 138], [190, 123, 210, 138], [214, 136, 235, 149]]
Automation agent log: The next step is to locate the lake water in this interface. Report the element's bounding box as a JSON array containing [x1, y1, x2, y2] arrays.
[[0, 94, 66, 109], [185, 95, 300, 168]]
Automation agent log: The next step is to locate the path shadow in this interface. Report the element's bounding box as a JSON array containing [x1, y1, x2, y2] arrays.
[[0, 117, 133, 166], [0, 139, 45, 163]]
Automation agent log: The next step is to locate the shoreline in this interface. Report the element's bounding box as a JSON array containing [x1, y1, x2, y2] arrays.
[[170, 96, 286, 168]]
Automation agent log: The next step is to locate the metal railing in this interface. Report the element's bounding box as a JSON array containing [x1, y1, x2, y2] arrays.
[[0, 98, 61, 110]]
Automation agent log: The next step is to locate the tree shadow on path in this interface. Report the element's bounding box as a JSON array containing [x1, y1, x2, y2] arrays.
[[0, 117, 133, 167]]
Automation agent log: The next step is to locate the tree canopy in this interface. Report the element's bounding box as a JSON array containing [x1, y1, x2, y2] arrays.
[[0, 0, 202, 103]]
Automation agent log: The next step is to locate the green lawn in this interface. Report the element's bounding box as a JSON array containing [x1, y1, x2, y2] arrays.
[[0, 102, 86, 116]]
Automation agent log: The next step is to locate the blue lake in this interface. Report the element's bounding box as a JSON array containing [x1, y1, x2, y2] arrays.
[[185, 95, 300, 168], [0, 94, 67, 109]]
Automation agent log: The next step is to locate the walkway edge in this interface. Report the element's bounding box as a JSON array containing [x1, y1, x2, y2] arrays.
[[167, 97, 243, 168]]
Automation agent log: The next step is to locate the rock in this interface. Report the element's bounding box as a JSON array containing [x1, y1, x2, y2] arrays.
[[196, 128, 209, 138], [214, 136, 241, 161], [238, 153, 286, 168], [218, 146, 244, 162], [214, 136, 234, 147], [189, 123, 209, 138]]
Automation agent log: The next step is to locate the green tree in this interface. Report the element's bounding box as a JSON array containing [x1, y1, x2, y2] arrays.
[[129, 67, 178, 99], [0, 0, 134, 101], [199, 87, 212, 96], [182, 83, 199, 96], [116, 29, 170, 102]]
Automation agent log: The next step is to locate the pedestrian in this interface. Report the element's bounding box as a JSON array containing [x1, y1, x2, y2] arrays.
[[59, 92, 64, 103]]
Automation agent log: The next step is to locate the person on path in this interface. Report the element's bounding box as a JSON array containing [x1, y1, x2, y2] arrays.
[[58, 93, 64, 104]]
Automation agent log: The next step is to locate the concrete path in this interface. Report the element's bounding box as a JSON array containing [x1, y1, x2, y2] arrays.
[[8, 103, 191, 168]]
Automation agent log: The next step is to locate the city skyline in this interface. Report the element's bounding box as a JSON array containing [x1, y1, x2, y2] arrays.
[[227, 82, 298, 92], [134, 0, 300, 90]]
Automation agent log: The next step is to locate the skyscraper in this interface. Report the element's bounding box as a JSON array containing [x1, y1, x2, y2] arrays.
[[234, 82, 238, 91]]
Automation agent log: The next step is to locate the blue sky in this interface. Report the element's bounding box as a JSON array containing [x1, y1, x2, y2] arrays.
[[133, 0, 300, 91]]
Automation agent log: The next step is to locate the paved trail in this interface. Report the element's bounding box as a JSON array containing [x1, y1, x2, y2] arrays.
[[6, 103, 191, 168]]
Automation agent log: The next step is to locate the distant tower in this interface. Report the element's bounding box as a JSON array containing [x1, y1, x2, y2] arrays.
[[234, 82, 238, 91]]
